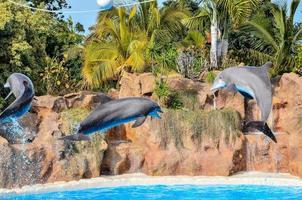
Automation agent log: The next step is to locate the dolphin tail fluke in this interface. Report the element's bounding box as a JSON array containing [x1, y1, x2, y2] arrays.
[[59, 133, 91, 141], [244, 121, 277, 143]]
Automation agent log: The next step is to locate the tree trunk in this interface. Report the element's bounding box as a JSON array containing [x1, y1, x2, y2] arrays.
[[217, 39, 228, 66], [210, 16, 218, 69]]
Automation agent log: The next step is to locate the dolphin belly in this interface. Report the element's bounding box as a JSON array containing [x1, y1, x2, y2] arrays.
[[81, 116, 139, 135], [235, 85, 255, 99], [13, 103, 32, 119], [0, 103, 32, 124]]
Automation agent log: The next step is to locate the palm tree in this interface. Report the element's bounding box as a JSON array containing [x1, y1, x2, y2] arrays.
[[184, 0, 261, 69], [245, 0, 302, 75], [82, 7, 148, 88], [134, 0, 189, 72], [82, 1, 189, 88]]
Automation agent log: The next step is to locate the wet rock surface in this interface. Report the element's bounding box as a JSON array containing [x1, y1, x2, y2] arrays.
[[0, 72, 302, 188], [0, 92, 108, 188]]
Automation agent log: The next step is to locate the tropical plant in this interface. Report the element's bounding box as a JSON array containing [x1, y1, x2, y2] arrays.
[[83, 1, 189, 88], [184, 0, 261, 69], [82, 7, 148, 88], [0, 0, 84, 96], [244, 0, 302, 75], [294, 45, 302, 74], [41, 56, 77, 95]]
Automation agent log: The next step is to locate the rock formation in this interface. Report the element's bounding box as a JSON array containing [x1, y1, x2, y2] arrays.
[[0, 72, 302, 188]]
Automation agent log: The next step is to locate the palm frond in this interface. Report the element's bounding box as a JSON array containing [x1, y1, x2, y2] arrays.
[[246, 20, 278, 51]]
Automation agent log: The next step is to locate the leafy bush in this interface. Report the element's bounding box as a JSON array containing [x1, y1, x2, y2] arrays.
[[154, 80, 184, 110], [177, 47, 208, 79], [154, 80, 201, 110], [165, 92, 184, 110], [154, 80, 170, 101], [205, 71, 216, 84], [41, 57, 78, 95], [294, 46, 302, 75]]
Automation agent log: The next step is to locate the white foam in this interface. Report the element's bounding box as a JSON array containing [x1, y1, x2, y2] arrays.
[[1, 172, 302, 196]]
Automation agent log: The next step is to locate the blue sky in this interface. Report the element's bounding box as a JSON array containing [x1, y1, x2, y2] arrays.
[[66, 0, 302, 34]]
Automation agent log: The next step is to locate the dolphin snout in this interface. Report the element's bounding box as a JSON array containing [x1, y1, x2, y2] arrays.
[[211, 79, 226, 92]]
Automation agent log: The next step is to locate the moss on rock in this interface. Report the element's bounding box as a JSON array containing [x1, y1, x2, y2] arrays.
[[157, 108, 242, 149]]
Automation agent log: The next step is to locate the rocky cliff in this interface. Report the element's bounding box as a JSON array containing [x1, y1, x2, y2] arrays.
[[0, 72, 301, 188]]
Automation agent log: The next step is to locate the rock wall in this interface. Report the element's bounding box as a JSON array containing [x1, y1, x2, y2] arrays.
[[0, 72, 302, 188], [0, 92, 107, 188]]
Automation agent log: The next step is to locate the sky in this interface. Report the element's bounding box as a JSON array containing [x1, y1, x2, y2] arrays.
[[66, 0, 165, 33], [66, 0, 302, 34]]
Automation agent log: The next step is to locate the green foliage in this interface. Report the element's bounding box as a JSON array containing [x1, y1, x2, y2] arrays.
[[177, 47, 208, 78], [60, 108, 90, 125], [41, 57, 79, 95], [154, 45, 179, 74], [154, 80, 184, 109], [83, 1, 189, 88], [295, 46, 302, 74], [205, 71, 216, 84], [0, 0, 84, 97], [157, 109, 242, 150], [154, 80, 200, 110], [28, 0, 69, 11], [243, 0, 302, 75], [165, 92, 184, 110], [154, 80, 170, 101]]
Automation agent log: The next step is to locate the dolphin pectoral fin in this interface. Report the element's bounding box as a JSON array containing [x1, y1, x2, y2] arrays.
[[226, 84, 237, 93], [238, 91, 254, 100], [4, 91, 12, 101], [58, 133, 91, 141], [132, 116, 147, 128]]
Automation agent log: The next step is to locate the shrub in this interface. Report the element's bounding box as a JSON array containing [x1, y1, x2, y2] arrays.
[[205, 71, 216, 84], [294, 46, 302, 75], [41, 57, 79, 96], [165, 92, 184, 110], [154, 80, 170, 101]]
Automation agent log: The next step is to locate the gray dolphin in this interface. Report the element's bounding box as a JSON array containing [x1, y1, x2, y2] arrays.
[[0, 73, 35, 123], [60, 96, 163, 141], [210, 62, 277, 143]]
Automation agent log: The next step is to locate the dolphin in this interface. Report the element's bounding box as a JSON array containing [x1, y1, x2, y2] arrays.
[[60, 96, 163, 141], [0, 73, 35, 124], [210, 62, 277, 143]]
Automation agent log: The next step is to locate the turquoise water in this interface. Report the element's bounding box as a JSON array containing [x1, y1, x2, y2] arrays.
[[2, 185, 302, 200]]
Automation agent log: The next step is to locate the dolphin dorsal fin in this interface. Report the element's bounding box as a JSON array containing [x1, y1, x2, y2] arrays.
[[261, 62, 273, 71], [97, 93, 114, 104]]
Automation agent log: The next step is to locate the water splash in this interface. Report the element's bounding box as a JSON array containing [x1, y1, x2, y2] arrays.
[[0, 119, 42, 188], [212, 92, 217, 110]]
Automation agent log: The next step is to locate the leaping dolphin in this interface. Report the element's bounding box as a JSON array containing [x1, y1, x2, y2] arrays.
[[60, 96, 163, 141], [0, 73, 35, 124], [210, 62, 277, 143]]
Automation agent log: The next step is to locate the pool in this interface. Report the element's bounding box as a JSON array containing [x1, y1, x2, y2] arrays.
[[2, 184, 302, 200]]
